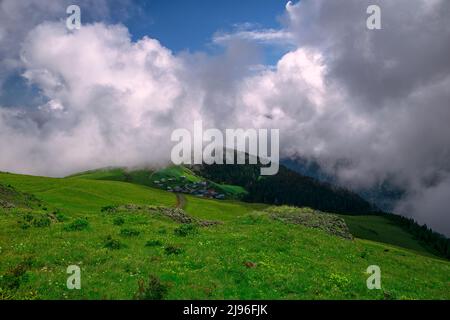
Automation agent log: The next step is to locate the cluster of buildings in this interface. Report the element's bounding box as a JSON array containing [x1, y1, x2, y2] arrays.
[[153, 176, 226, 200]]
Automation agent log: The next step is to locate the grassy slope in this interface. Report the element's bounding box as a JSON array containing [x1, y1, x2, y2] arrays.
[[68, 168, 129, 182], [0, 172, 449, 300], [1, 172, 174, 213], [341, 215, 435, 257], [71, 169, 441, 258], [71, 166, 248, 199]]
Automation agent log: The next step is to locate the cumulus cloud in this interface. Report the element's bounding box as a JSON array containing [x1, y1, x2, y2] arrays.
[[275, 0, 450, 234], [0, 0, 116, 91], [0, 0, 449, 234], [1, 21, 200, 175]]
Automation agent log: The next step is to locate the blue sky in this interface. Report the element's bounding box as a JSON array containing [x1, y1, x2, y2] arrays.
[[122, 0, 288, 53]]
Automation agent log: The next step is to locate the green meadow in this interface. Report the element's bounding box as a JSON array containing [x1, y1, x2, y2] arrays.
[[0, 171, 449, 300]]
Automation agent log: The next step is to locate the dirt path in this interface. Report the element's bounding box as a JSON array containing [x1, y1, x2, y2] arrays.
[[175, 193, 187, 209]]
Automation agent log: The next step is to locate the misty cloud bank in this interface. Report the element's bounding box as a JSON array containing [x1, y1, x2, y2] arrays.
[[0, 0, 449, 235]]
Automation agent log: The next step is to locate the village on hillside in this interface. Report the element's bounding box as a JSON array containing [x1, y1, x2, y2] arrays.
[[152, 175, 226, 200]]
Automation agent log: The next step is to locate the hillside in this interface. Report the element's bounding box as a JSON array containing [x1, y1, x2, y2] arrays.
[[0, 171, 449, 300], [69, 166, 450, 259], [70, 163, 374, 214], [341, 215, 437, 257], [192, 162, 375, 214], [70, 166, 248, 200]]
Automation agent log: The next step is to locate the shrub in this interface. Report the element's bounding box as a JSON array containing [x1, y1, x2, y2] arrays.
[[64, 218, 89, 231], [101, 205, 117, 213], [157, 227, 167, 234], [113, 217, 125, 226], [134, 275, 168, 300], [120, 228, 140, 237], [18, 221, 31, 230], [104, 236, 125, 250], [32, 216, 51, 228], [55, 212, 67, 222], [329, 273, 351, 289], [145, 240, 163, 247], [17, 213, 51, 229], [164, 245, 183, 255], [174, 224, 197, 237], [0, 258, 33, 290], [17, 213, 33, 229]]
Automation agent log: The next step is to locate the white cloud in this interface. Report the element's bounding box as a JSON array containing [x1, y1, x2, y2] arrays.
[[213, 28, 295, 46], [1, 22, 203, 176], [396, 175, 450, 236]]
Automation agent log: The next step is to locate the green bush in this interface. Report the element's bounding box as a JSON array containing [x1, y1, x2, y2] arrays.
[[32, 216, 51, 228], [64, 218, 89, 231], [104, 236, 125, 250], [134, 275, 168, 300], [157, 227, 167, 234], [329, 273, 351, 289], [23, 214, 34, 223], [164, 245, 183, 255], [55, 212, 67, 222], [174, 224, 197, 237], [18, 220, 31, 230], [101, 205, 117, 213], [0, 258, 33, 290], [113, 217, 125, 226], [120, 228, 140, 237], [17, 213, 51, 229], [145, 240, 163, 247]]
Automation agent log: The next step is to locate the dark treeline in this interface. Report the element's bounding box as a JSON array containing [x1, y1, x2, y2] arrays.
[[382, 213, 450, 259], [193, 162, 375, 215]]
